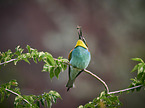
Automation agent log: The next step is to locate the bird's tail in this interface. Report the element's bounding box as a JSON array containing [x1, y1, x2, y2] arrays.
[[66, 79, 74, 91]]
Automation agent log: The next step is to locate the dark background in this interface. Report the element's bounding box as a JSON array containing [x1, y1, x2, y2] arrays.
[[0, 0, 145, 108]]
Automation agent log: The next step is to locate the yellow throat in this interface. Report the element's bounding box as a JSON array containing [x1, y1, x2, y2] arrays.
[[75, 40, 88, 49]]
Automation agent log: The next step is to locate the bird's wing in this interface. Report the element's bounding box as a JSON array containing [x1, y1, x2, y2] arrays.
[[68, 49, 73, 79], [68, 49, 73, 61]]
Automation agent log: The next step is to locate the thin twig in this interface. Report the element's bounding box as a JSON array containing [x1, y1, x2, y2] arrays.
[[0, 87, 32, 106], [61, 60, 144, 95], [83, 69, 110, 94], [108, 85, 143, 94], [0, 58, 16, 65], [56, 58, 110, 93]]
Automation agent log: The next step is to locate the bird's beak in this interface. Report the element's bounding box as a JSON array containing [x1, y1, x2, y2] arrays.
[[77, 25, 83, 40], [77, 25, 88, 47]]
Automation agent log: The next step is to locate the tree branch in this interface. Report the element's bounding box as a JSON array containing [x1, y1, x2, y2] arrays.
[[83, 69, 110, 94], [0, 59, 16, 65], [0, 87, 32, 106], [0, 58, 143, 95], [108, 85, 143, 94], [56, 59, 110, 93], [57, 59, 144, 95]]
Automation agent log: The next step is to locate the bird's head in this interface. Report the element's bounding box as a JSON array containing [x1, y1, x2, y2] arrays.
[[75, 26, 88, 49]]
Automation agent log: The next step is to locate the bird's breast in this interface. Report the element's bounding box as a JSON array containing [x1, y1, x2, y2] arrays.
[[70, 46, 91, 69]]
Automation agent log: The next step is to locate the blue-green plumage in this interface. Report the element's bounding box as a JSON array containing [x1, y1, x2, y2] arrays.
[[66, 46, 91, 91], [70, 46, 91, 69], [66, 26, 91, 91]]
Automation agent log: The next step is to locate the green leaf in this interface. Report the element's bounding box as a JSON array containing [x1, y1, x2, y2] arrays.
[[15, 46, 24, 56], [131, 64, 138, 73], [36, 101, 40, 107], [136, 86, 142, 92], [42, 64, 50, 72], [138, 63, 144, 74], [61, 58, 69, 62], [137, 72, 143, 80], [141, 73, 145, 84], [0, 91, 5, 102], [23, 58, 30, 64], [131, 58, 144, 63], [19, 54, 30, 64], [33, 57, 37, 63], [45, 52, 55, 66], [25, 53, 31, 58], [15, 45, 20, 51], [58, 56, 63, 60], [60, 62, 67, 71], [31, 49, 38, 56], [10, 80, 18, 86], [14, 59, 19, 65], [46, 100, 52, 108], [40, 98, 44, 106], [26, 45, 31, 53], [6, 91, 11, 98], [14, 95, 29, 107], [54, 67, 61, 79], [55, 59, 59, 66], [84, 102, 95, 108], [47, 56, 55, 66], [49, 67, 55, 79], [63, 64, 67, 71], [78, 105, 84, 108], [38, 52, 45, 61], [14, 88, 21, 95], [49, 90, 61, 99]]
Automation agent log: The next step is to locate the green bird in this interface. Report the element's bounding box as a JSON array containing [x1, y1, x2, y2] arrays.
[[66, 27, 91, 91]]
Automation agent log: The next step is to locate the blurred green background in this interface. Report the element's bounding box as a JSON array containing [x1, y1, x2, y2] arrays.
[[0, 0, 145, 108]]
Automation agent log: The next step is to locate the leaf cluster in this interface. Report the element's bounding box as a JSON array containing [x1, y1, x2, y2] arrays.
[[0, 80, 19, 102], [0, 45, 68, 79], [79, 58, 145, 108], [79, 91, 121, 108], [0, 80, 61, 108], [0, 45, 67, 107], [42, 56, 68, 79], [129, 58, 145, 91]]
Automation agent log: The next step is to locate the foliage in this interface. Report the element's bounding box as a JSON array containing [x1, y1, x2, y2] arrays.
[[0, 80, 61, 108], [0, 45, 66, 107], [79, 91, 121, 108], [0, 45, 68, 79], [129, 58, 145, 91], [0, 45, 145, 108], [78, 58, 145, 108]]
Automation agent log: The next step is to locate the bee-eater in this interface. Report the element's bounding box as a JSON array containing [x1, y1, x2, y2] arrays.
[[66, 27, 91, 91]]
